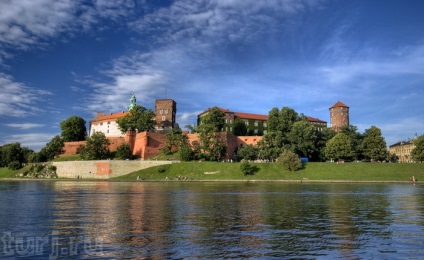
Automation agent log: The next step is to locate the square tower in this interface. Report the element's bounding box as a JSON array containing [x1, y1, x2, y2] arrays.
[[155, 99, 177, 131]]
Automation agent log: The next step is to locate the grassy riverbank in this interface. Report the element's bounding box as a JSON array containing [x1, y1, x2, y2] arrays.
[[112, 161, 424, 182]]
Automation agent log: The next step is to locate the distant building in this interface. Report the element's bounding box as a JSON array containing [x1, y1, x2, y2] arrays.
[[89, 95, 177, 137], [197, 107, 327, 135], [389, 139, 416, 163], [329, 101, 349, 132]]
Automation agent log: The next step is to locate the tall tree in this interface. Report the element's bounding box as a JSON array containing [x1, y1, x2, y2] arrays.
[[324, 133, 355, 162], [39, 135, 64, 161], [202, 107, 226, 132], [116, 105, 156, 133], [361, 126, 387, 161], [197, 123, 226, 161], [267, 107, 280, 133], [340, 125, 364, 160], [60, 116, 87, 142], [80, 132, 110, 160], [411, 134, 424, 162], [0, 143, 24, 168], [288, 120, 319, 159], [257, 132, 286, 161], [279, 107, 299, 135]]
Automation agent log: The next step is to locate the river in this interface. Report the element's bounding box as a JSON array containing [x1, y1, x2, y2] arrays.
[[0, 181, 423, 259]]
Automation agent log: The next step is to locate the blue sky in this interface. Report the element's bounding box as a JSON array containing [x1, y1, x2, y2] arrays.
[[1, 0, 423, 151]]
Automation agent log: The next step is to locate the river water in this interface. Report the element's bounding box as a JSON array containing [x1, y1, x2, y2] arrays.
[[0, 181, 423, 259]]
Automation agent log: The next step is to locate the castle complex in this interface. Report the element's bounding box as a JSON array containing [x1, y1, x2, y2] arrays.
[[63, 95, 351, 159]]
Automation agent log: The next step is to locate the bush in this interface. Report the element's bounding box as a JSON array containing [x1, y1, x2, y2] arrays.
[[8, 161, 21, 170], [278, 150, 302, 172], [240, 160, 255, 176], [116, 143, 132, 160], [158, 165, 167, 173], [179, 143, 193, 161]]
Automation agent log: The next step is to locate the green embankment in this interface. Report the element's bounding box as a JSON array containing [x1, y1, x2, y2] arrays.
[[113, 162, 424, 182]]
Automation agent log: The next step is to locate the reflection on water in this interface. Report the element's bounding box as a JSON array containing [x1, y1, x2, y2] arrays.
[[0, 181, 424, 259]]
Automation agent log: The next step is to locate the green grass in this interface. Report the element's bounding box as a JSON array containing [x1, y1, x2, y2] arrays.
[[0, 166, 31, 179], [53, 154, 82, 162], [112, 161, 424, 182]]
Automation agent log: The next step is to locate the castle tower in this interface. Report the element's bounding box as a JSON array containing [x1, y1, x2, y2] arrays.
[[329, 101, 349, 132], [155, 99, 177, 131], [128, 93, 137, 111]]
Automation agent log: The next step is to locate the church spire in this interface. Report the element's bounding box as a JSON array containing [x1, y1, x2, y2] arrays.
[[128, 93, 136, 111]]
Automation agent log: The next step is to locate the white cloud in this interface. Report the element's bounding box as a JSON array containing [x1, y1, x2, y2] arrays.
[[0, 133, 56, 151], [4, 123, 45, 129], [0, 73, 52, 117]]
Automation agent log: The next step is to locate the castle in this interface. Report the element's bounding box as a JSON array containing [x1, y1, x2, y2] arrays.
[[62, 96, 350, 159]]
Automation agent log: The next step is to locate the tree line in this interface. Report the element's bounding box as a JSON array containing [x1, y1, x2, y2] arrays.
[[2, 105, 424, 170]]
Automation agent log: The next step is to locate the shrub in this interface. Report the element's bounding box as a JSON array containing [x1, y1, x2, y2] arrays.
[[8, 161, 21, 170], [240, 160, 255, 176], [278, 150, 302, 172], [116, 143, 132, 160], [179, 143, 193, 161]]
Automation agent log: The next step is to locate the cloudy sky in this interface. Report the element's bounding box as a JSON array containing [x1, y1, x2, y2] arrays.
[[1, 0, 423, 151]]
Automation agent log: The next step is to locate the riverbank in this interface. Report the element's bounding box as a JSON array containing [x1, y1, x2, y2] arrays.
[[2, 162, 423, 182], [112, 161, 424, 182]]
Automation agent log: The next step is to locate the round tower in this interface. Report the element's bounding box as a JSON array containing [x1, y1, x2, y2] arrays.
[[329, 101, 349, 132]]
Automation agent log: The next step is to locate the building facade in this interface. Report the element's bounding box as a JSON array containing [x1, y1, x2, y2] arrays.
[[389, 140, 416, 163], [329, 101, 349, 132], [198, 107, 327, 135], [155, 99, 177, 132]]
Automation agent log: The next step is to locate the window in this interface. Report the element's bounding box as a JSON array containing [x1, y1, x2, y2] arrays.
[[245, 120, 248, 125], [165, 109, 168, 114], [162, 116, 166, 121], [263, 130, 267, 135], [254, 129, 258, 134], [264, 122, 267, 127], [160, 109, 163, 114], [254, 121, 258, 127]]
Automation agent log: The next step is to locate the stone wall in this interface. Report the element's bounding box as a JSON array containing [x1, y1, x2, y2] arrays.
[[52, 160, 174, 179]]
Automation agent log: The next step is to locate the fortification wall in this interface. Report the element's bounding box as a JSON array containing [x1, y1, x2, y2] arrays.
[[52, 160, 174, 179]]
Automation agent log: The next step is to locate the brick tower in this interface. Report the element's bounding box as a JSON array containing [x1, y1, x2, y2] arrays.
[[155, 99, 177, 131], [329, 101, 349, 132]]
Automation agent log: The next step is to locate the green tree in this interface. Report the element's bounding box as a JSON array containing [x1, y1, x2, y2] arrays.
[[267, 107, 280, 132], [39, 135, 64, 161], [315, 127, 337, 161], [201, 107, 226, 132], [325, 133, 355, 162], [278, 150, 302, 171], [361, 126, 388, 161], [60, 116, 87, 142], [237, 144, 259, 161], [411, 134, 424, 162], [116, 143, 132, 160], [116, 105, 156, 133], [163, 128, 184, 154], [340, 125, 364, 160], [197, 124, 226, 161], [240, 160, 255, 175], [257, 132, 286, 161], [80, 132, 110, 160], [288, 120, 319, 159], [179, 141, 193, 161], [0, 143, 24, 168], [279, 107, 300, 135], [233, 118, 248, 136]]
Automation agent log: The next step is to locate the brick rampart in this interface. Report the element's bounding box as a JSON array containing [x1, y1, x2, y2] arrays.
[[52, 160, 174, 179]]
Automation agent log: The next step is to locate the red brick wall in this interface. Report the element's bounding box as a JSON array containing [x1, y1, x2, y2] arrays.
[[61, 141, 86, 156]]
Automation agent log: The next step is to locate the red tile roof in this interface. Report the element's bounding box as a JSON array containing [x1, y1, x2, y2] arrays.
[[91, 111, 128, 122], [330, 101, 348, 108], [307, 116, 326, 124], [234, 112, 268, 121]]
